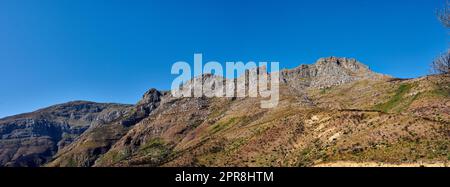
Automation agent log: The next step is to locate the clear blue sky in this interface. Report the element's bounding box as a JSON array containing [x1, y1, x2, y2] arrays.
[[0, 0, 448, 118]]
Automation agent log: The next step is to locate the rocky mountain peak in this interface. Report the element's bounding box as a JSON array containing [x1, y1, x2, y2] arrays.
[[138, 88, 162, 106], [315, 57, 370, 73], [281, 57, 385, 90]]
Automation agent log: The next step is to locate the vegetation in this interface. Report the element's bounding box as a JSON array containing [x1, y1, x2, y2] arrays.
[[18, 58, 450, 168], [431, 1, 449, 74], [138, 138, 170, 156], [374, 83, 414, 113], [431, 51, 450, 74], [437, 1, 450, 28]]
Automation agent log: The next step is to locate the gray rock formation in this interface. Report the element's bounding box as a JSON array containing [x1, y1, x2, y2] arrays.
[[281, 57, 387, 90], [0, 101, 132, 167], [45, 89, 164, 167]]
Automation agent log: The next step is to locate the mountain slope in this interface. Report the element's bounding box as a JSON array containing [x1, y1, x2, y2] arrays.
[[46, 89, 163, 167], [2, 57, 448, 167], [92, 57, 449, 167], [0, 101, 132, 167]]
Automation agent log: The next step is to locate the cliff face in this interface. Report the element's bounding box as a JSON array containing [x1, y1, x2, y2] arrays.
[[0, 101, 132, 167], [281, 57, 387, 90], [2, 57, 449, 167], [46, 89, 165, 167]]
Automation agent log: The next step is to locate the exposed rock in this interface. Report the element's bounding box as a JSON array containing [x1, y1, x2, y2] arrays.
[[46, 89, 164, 167], [0, 101, 131, 167], [281, 57, 388, 90]]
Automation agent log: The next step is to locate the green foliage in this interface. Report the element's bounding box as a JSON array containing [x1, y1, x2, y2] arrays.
[[95, 149, 131, 165], [320, 87, 331, 94], [226, 137, 248, 153], [122, 138, 173, 166], [374, 83, 414, 113], [297, 148, 314, 167], [430, 88, 449, 98], [210, 117, 238, 134], [139, 138, 170, 156]]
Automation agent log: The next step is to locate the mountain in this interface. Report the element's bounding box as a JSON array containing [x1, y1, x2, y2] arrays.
[[1, 57, 449, 167], [47, 89, 165, 166], [0, 101, 132, 167]]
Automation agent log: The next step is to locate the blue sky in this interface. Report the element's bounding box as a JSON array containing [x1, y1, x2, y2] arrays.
[[0, 0, 448, 118]]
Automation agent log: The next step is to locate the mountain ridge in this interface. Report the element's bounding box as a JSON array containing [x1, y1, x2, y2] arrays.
[[0, 101, 132, 166], [1, 57, 448, 167]]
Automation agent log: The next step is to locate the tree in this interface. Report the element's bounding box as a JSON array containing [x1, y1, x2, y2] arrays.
[[431, 50, 450, 74], [431, 1, 450, 74], [437, 1, 450, 28]]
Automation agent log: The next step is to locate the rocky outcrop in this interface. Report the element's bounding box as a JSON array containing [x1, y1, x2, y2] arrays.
[[46, 89, 164, 167], [94, 95, 213, 167], [281, 57, 388, 90], [121, 89, 163, 127]]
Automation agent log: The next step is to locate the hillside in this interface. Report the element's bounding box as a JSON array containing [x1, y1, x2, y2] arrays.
[[0, 101, 132, 166], [1, 57, 448, 167]]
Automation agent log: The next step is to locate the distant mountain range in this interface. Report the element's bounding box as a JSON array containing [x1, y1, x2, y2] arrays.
[[1, 57, 449, 167]]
